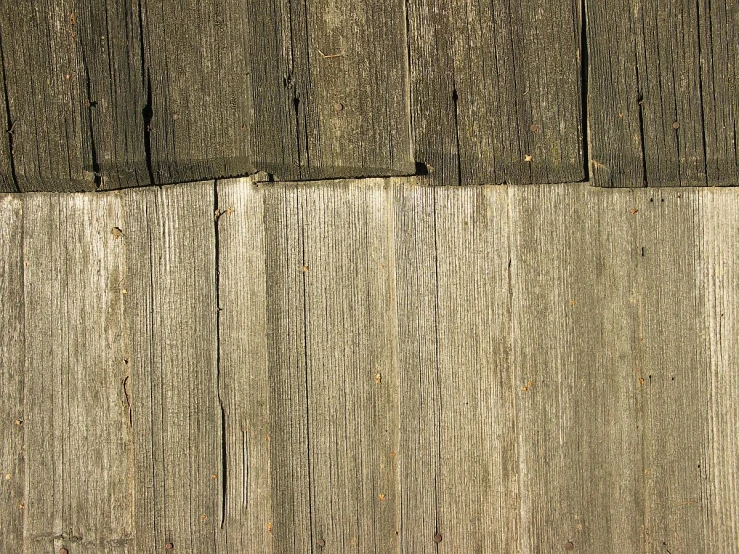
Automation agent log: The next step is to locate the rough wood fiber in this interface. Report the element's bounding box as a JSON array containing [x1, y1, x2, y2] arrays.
[[74, 0, 149, 190], [407, 0, 584, 185], [0, 2, 92, 192], [124, 182, 222, 553], [0, 196, 24, 553], [22, 193, 133, 553], [509, 185, 710, 551], [0, 61, 14, 192], [264, 181, 400, 552], [215, 178, 273, 553], [588, 0, 737, 186], [250, 0, 414, 180], [697, 2, 739, 186], [138, 0, 256, 185], [698, 189, 739, 551]]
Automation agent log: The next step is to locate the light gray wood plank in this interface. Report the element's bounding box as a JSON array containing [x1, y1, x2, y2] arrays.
[[251, 0, 413, 180], [0, 2, 93, 192], [392, 183, 440, 553], [264, 180, 400, 552], [0, 195, 24, 553], [408, 0, 584, 185], [215, 177, 273, 553], [698, 189, 739, 549], [124, 182, 221, 553], [22, 192, 133, 553], [139, 0, 256, 185]]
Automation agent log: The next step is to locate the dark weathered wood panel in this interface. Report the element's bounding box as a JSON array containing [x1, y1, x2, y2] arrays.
[[588, 0, 737, 186], [264, 181, 400, 552], [215, 178, 273, 553], [138, 0, 256, 186], [408, 0, 584, 185], [22, 193, 133, 553], [124, 182, 222, 553], [0, 196, 24, 552], [251, 0, 413, 180], [0, 2, 92, 192], [698, 190, 739, 550]]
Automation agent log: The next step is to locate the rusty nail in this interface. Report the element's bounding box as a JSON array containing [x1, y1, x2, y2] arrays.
[[333, 102, 344, 112], [59, 548, 69, 554], [565, 541, 575, 550], [317, 538, 326, 547], [165, 543, 174, 550], [672, 121, 680, 129], [433, 533, 443, 543]]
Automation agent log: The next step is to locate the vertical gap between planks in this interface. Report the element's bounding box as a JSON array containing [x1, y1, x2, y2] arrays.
[[0, 29, 18, 191], [214, 181, 227, 529], [581, 0, 590, 182]]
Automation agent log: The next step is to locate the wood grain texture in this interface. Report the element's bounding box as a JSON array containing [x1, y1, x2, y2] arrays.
[[250, 0, 414, 180], [0, 58, 14, 192], [264, 180, 400, 552], [698, 189, 739, 551], [215, 177, 273, 553], [22, 193, 133, 553], [0, 196, 24, 553], [124, 182, 222, 553], [588, 0, 737, 187], [0, 2, 93, 192], [408, 0, 585, 185], [138, 0, 256, 186]]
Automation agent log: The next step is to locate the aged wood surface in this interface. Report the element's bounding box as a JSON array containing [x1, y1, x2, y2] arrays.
[[2, 180, 739, 552], [22, 193, 133, 552], [0, 196, 23, 552], [0, 59, 14, 193], [215, 178, 273, 553], [588, 0, 738, 187], [250, 0, 414, 179], [124, 182, 222, 553], [138, 0, 256, 186], [408, 0, 585, 185]]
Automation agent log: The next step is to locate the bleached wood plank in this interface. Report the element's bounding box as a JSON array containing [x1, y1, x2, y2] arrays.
[[124, 182, 222, 553], [22, 192, 133, 553], [0, 195, 24, 552], [215, 177, 272, 553]]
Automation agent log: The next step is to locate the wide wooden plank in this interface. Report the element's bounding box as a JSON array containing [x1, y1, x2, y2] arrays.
[[250, 0, 414, 180], [0, 2, 93, 192], [215, 177, 272, 553], [22, 193, 133, 553], [588, 0, 736, 186], [408, 0, 584, 185], [124, 182, 222, 553], [137, 0, 256, 185], [0, 196, 24, 553], [264, 180, 400, 552], [698, 189, 739, 550]]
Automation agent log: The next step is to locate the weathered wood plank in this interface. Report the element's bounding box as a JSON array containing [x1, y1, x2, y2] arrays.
[[392, 183, 440, 553], [124, 182, 222, 553], [698, 2, 739, 186], [138, 0, 256, 185], [0, 2, 93, 192], [22, 192, 133, 553], [264, 180, 400, 551], [215, 177, 272, 553], [250, 0, 414, 180], [698, 189, 739, 550], [0, 195, 24, 553], [588, 0, 736, 186], [408, 0, 584, 185]]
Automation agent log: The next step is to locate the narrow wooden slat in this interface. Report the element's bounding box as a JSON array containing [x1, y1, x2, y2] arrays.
[[408, 0, 584, 185], [250, 0, 414, 180], [264, 180, 400, 552], [0, 196, 24, 553], [139, 0, 255, 185], [22, 192, 133, 553], [0, 2, 92, 192], [392, 183, 439, 553], [698, 189, 739, 549], [698, 2, 739, 186], [215, 177, 273, 553], [588, 0, 734, 186], [124, 182, 221, 553]]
